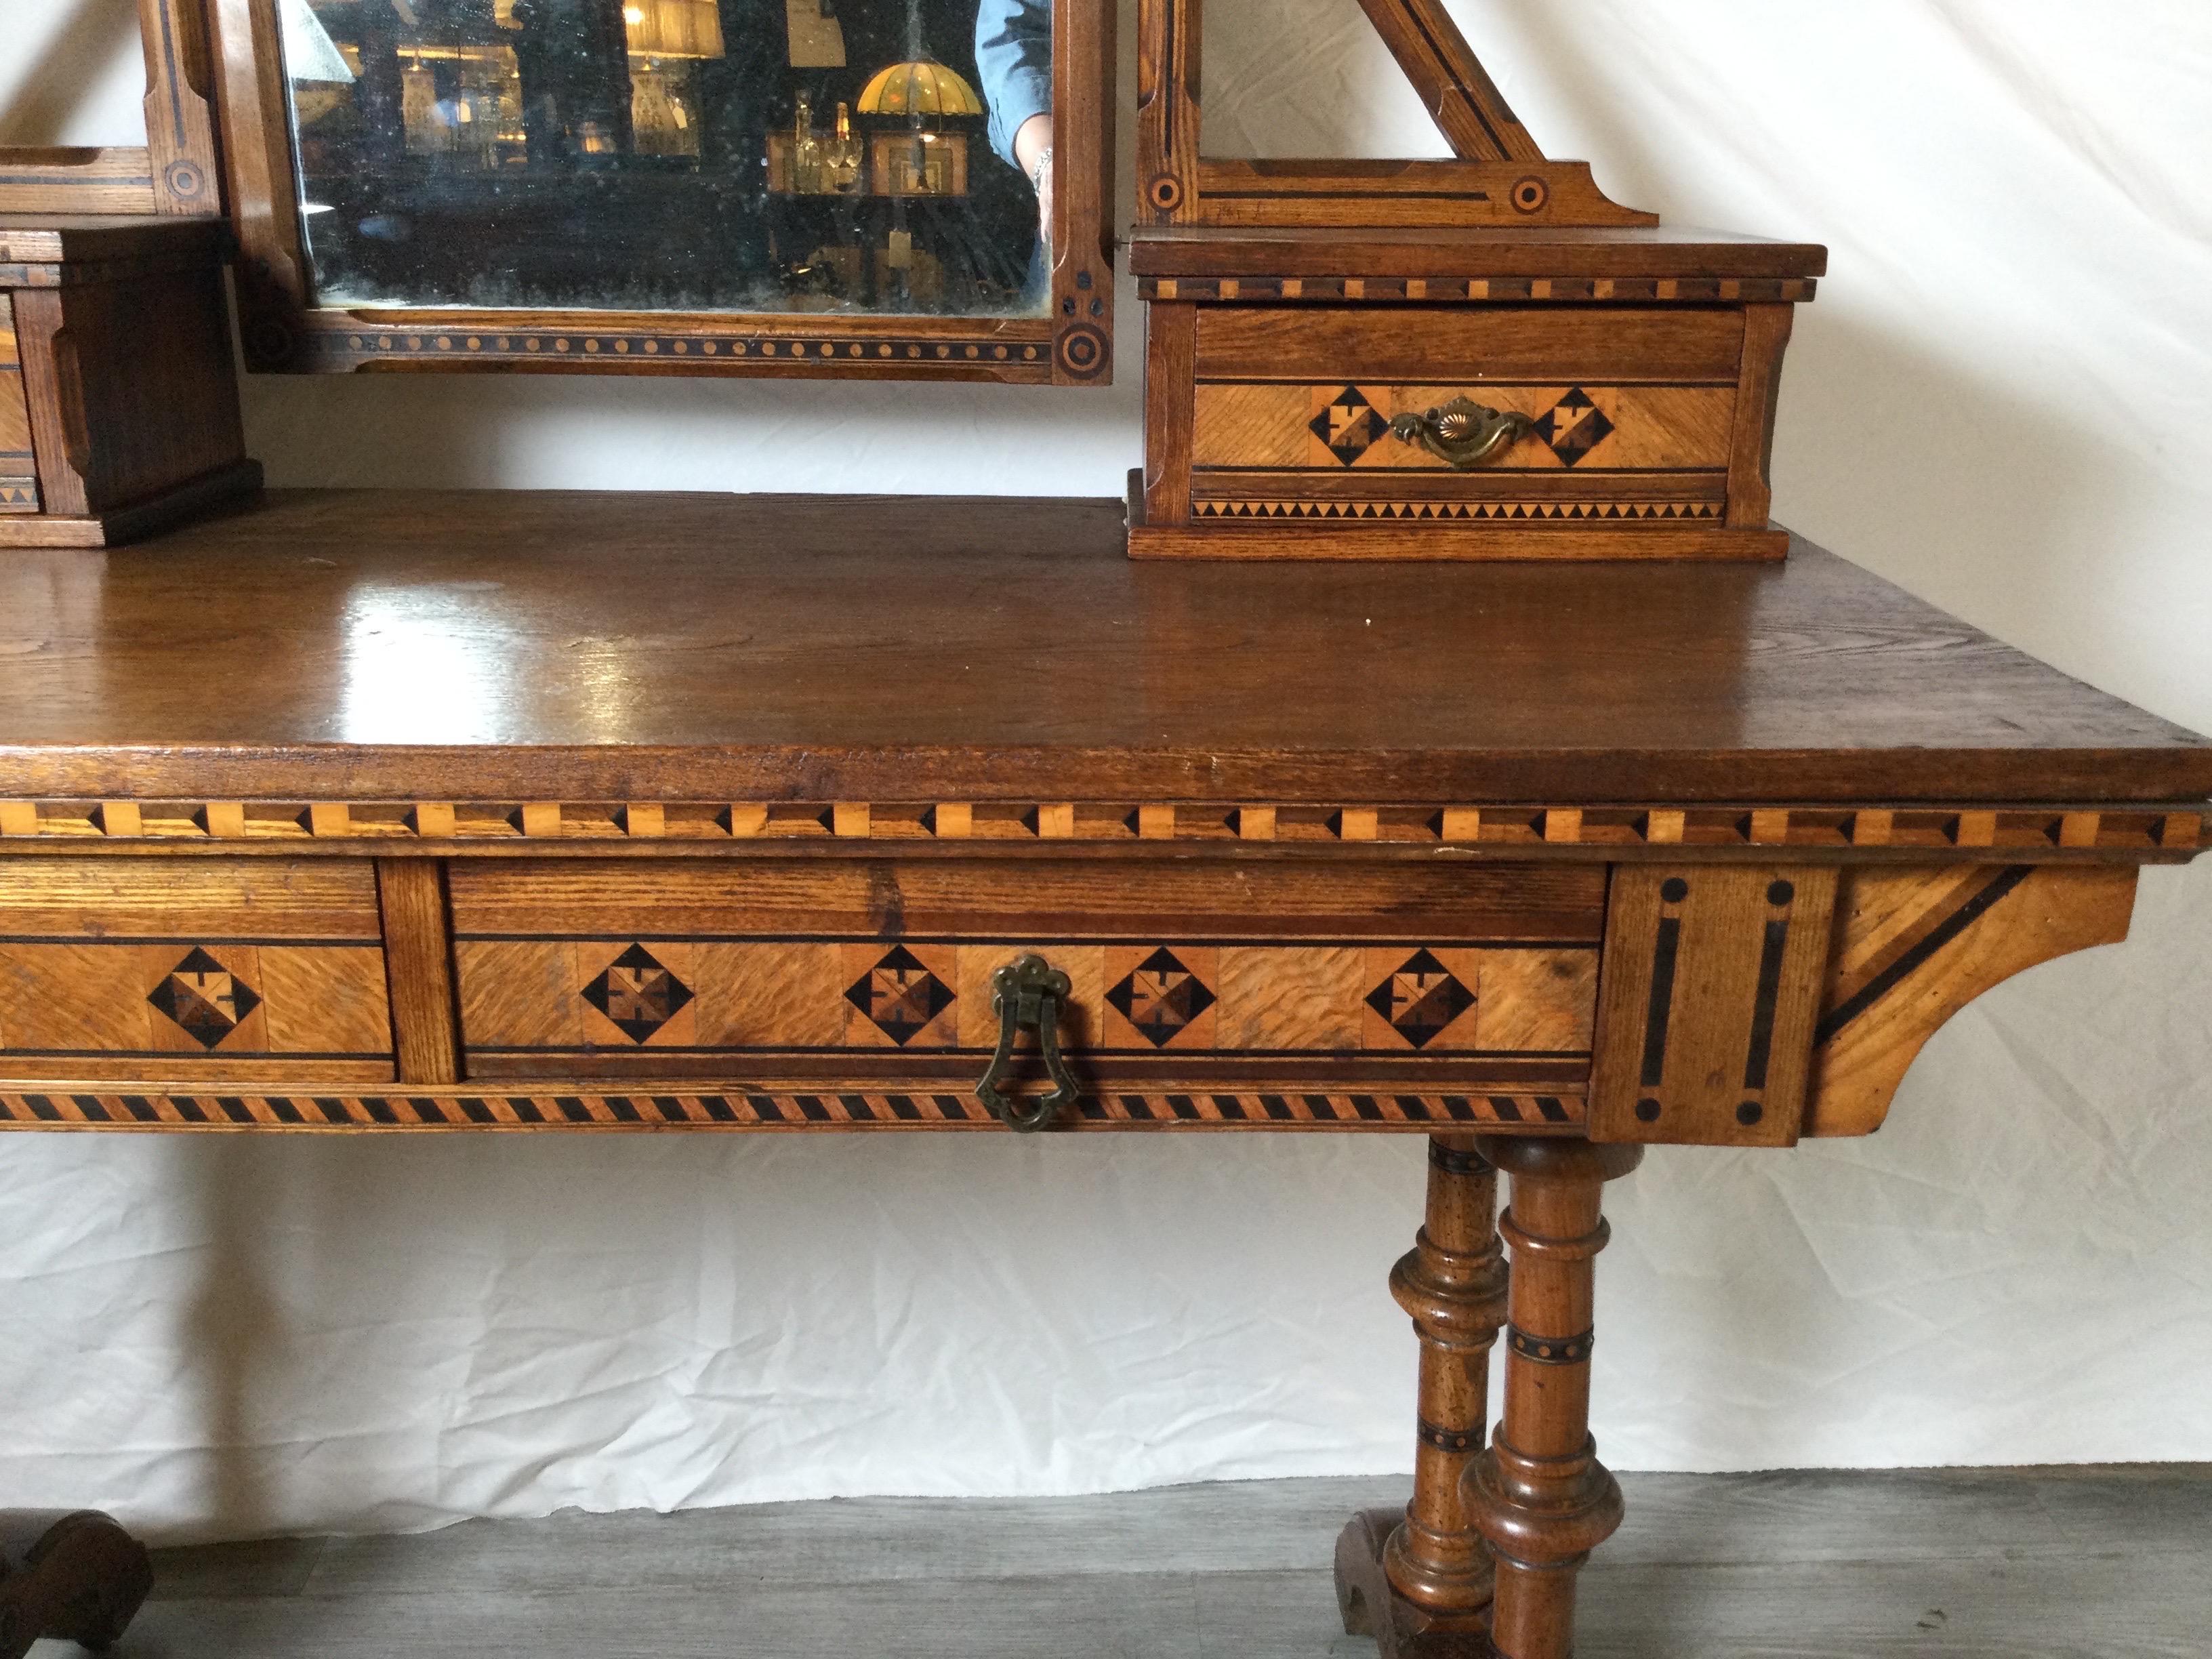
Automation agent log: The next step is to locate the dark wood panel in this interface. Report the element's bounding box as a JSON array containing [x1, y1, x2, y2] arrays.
[[0, 491, 2207, 806]]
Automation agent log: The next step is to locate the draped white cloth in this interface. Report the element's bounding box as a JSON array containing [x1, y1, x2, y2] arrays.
[[0, 1, 2207, 1540]]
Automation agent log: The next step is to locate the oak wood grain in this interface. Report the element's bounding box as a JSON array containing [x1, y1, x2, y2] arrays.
[[0, 491, 2206, 806]]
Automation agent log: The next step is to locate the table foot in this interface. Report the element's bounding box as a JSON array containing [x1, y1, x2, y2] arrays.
[[0, 1511, 152, 1659], [1336, 1507, 1497, 1659]]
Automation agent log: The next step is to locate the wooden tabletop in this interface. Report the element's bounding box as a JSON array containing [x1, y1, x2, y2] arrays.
[[1127, 224, 1829, 281], [0, 489, 2205, 806]]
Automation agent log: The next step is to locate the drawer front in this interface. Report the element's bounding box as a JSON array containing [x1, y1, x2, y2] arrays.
[[1188, 306, 1742, 527], [0, 857, 396, 1081], [450, 859, 1604, 1113], [0, 297, 37, 513]]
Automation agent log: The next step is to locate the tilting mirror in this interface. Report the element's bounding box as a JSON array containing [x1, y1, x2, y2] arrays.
[[209, 0, 1113, 380]]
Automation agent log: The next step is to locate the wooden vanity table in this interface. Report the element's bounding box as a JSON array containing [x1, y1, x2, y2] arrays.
[[0, 1, 2203, 1652], [0, 489, 2206, 1658]]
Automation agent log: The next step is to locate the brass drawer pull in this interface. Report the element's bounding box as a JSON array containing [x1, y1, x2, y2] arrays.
[[976, 954, 1081, 1132], [1389, 396, 1534, 469]]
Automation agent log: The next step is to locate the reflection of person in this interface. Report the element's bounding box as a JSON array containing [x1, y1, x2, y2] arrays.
[[974, 0, 1052, 241]]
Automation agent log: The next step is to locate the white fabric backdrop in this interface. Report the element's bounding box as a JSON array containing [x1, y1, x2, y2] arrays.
[[1, 1, 2208, 1542]]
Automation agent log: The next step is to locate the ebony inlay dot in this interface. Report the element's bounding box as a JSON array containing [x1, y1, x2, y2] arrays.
[[1737, 1101, 1765, 1126], [1660, 878, 1690, 903], [1767, 879, 1796, 905], [1636, 1098, 1662, 1122]]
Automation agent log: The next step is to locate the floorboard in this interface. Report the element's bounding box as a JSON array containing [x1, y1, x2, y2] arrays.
[[49, 1467, 2209, 1659]]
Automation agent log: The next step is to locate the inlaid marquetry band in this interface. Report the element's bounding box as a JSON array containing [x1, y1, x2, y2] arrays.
[[1507, 1326, 1595, 1366], [1193, 500, 1725, 524], [1139, 276, 1819, 306], [0, 800, 2196, 857], [1417, 1418, 1483, 1455], [0, 1089, 1587, 1131], [302, 327, 1059, 374], [1733, 878, 1800, 1128]]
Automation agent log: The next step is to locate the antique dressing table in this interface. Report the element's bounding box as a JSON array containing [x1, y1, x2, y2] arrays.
[[3, 1, 2209, 1656], [0, 491, 2207, 1658]]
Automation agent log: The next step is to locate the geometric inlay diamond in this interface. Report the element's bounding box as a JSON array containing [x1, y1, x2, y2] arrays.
[[1310, 386, 1384, 466], [1531, 388, 1616, 468], [580, 943, 695, 1044], [843, 944, 956, 1046], [146, 945, 262, 1050], [1105, 946, 1217, 1048], [1364, 948, 1475, 1050]]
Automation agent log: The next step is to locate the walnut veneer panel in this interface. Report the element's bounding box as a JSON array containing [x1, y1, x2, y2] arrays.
[[448, 858, 1602, 1091], [0, 857, 394, 1080], [0, 491, 2208, 805]]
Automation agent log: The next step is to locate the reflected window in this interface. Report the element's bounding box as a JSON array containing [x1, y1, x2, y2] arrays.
[[281, 0, 1052, 316]]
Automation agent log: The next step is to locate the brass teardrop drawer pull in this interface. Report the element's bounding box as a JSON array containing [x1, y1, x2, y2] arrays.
[[975, 954, 1082, 1132], [1389, 396, 1535, 469]]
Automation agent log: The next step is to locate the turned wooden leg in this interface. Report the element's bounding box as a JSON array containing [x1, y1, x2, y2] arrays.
[[1335, 1134, 1509, 1658], [0, 1510, 152, 1659], [1464, 1139, 1643, 1659]]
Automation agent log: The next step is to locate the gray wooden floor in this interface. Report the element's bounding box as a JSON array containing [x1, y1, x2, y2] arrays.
[[73, 1467, 2211, 1658]]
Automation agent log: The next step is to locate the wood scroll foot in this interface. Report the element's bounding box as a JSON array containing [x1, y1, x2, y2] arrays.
[[1334, 1134, 1509, 1658], [0, 1511, 152, 1659], [1463, 1139, 1643, 1659]]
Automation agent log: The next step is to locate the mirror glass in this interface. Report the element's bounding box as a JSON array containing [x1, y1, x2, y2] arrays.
[[281, 0, 1054, 316]]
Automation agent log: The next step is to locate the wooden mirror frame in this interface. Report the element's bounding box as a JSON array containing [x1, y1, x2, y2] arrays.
[[17, 0, 1117, 384], [1137, 0, 1652, 230]]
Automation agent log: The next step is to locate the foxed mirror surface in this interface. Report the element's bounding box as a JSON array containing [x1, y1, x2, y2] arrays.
[[281, 0, 1057, 318]]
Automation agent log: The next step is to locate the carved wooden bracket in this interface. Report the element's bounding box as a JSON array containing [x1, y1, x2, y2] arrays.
[[1805, 865, 2138, 1137]]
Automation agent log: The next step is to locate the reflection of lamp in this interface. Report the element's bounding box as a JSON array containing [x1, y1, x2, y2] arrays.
[[858, 61, 979, 199], [622, 0, 726, 59], [856, 60, 984, 120]]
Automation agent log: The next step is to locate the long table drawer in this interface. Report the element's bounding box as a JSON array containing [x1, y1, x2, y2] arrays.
[[448, 859, 1605, 1105], [0, 857, 396, 1082]]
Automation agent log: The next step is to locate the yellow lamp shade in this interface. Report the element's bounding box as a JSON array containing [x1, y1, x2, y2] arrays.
[[623, 0, 725, 60], [856, 60, 983, 119]]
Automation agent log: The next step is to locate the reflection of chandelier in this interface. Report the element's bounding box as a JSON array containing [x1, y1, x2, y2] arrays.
[[621, 0, 725, 59], [857, 60, 983, 119]]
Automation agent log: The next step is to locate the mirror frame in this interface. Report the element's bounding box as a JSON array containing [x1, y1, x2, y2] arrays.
[[201, 0, 1117, 383]]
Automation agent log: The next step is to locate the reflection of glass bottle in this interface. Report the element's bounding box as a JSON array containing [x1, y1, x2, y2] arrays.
[[793, 93, 819, 192], [828, 101, 861, 192]]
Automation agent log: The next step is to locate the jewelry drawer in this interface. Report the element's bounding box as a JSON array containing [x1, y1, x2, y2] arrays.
[[1189, 306, 1742, 526], [447, 857, 1605, 1122], [0, 857, 396, 1082]]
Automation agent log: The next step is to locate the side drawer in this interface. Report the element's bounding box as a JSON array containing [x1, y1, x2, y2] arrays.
[[449, 858, 1605, 1118], [0, 857, 396, 1082]]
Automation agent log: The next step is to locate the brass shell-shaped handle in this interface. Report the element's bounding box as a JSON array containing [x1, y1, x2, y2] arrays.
[[975, 954, 1082, 1131], [1389, 397, 1534, 470]]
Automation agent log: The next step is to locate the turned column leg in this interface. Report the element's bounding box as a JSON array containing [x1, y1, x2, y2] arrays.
[[1385, 1135, 1509, 1611], [1464, 1139, 1643, 1659], [1335, 1134, 1509, 1656]]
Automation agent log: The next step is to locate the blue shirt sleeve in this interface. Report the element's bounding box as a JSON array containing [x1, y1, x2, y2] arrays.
[[974, 0, 1052, 171]]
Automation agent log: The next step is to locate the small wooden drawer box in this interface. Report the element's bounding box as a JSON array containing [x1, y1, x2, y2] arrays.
[[447, 856, 1606, 1127], [1130, 227, 1827, 562], [0, 216, 260, 549]]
